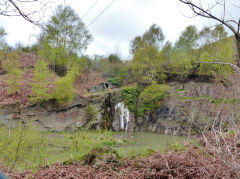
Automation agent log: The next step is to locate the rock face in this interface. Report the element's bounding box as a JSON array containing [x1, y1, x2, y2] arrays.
[[0, 89, 122, 131], [1, 79, 240, 135], [135, 79, 240, 135]]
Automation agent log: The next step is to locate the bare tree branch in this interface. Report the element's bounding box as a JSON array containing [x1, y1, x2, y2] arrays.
[[178, 0, 240, 67], [178, 0, 238, 36], [0, 0, 54, 30]]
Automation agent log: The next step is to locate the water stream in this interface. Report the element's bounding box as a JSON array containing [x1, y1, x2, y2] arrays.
[[115, 102, 130, 130]]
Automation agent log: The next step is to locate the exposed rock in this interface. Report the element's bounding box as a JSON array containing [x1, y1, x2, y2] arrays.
[[0, 89, 122, 131], [135, 80, 240, 135], [1, 80, 240, 135]]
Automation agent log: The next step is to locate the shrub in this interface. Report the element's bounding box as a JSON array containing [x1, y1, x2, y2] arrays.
[[169, 142, 187, 152], [31, 60, 53, 102], [86, 105, 97, 121], [68, 130, 116, 160], [107, 77, 123, 87], [0, 125, 49, 171], [53, 65, 82, 104], [121, 87, 139, 115], [2, 52, 22, 95], [139, 81, 170, 114], [53, 76, 75, 104]]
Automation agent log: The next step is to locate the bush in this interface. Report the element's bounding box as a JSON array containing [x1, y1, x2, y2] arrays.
[[53, 76, 75, 104], [169, 142, 187, 152], [0, 125, 49, 171], [86, 105, 97, 121], [107, 77, 123, 87], [53, 65, 83, 104], [121, 87, 139, 115], [2, 52, 22, 95], [107, 54, 121, 63], [31, 60, 53, 102], [68, 130, 116, 160], [139, 81, 170, 114]]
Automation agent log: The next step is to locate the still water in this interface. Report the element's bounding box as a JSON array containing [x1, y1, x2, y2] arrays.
[[114, 132, 186, 157]]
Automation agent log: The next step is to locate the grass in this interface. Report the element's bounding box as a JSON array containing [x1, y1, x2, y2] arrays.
[[0, 127, 188, 172], [176, 88, 186, 92], [179, 95, 240, 105], [0, 127, 116, 171], [179, 96, 212, 101]]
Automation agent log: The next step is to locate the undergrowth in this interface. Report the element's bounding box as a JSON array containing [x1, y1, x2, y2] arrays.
[[0, 126, 117, 172]]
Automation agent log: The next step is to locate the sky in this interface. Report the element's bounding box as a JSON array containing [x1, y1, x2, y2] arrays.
[[0, 0, 239, 59]]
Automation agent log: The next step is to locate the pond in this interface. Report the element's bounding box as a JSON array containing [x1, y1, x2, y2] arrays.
[[114, 132, 187, 157]]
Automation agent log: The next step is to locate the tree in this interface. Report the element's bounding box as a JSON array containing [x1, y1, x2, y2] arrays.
[[40, 5, 91, 76], [107, 54, 121, 63], [174, 25, 199, 52], [197, 25, 234, 77], [0, 26, 7, 49], [131, 45, 166, 85], [43, 5, 92, 55], [178, 0, 240, 67], [130, 25, 167, 85], [169, 26, 199, 79], [130, 24, 165, 54]]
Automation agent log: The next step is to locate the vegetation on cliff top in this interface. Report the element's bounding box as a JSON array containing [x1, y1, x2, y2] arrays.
[[0, 24, 235, 106]]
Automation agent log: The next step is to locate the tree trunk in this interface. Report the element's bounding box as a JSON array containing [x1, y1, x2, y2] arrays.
[[235, 35, 240, 67]]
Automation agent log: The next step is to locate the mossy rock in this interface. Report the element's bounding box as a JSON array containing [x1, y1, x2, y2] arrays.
[[82, 146, 120, 166]]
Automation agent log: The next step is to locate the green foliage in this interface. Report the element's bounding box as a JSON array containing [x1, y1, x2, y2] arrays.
[[14, 42, 39, 53], [130, 24, 165, 53], [0, 127, 115, 171], [155, 71, 167, 83], [174, 25, 199, 51], [139, 82, 170, 114], [39, 5, 91, 76], [6, 69, 22, 95], [0, 26, 7, 49], [197, 25, 234, 78], [39, 42, 68, 66], [130, 25, 167, 85], [39, 41, 82, 76], [121, 83, 169, 117], [167, 25, 199, 79], [170, 50, 195, 78], [53, 63, 84, 104], [169, 142, 187, 152], [121, 87, 139, 116], [90, 55, 130, 83], [0, 125, 49, 171], [31, 60, 53, 102], [2, 52, 22, 95], [197, 43, 234, 78], [53, 75, 75, 104], [43, 5, 91, 55], [121, 87, 139, 115], [68, 130, 116, 160], [131, 45, 166, 85], [86, 105, 97, 121], [107, 76, 123, 87], [107, 54, 121, 63]]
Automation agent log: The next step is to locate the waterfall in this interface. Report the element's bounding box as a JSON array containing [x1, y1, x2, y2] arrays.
[[115, 102, 130, 130]]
